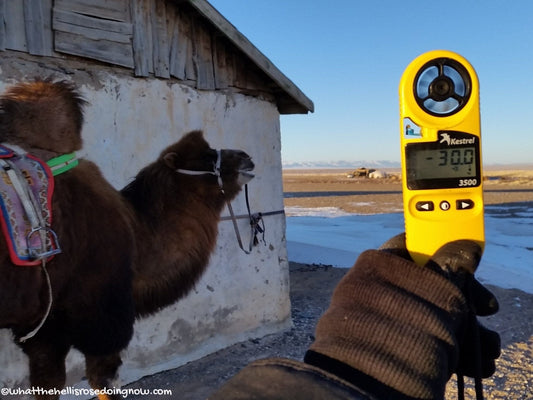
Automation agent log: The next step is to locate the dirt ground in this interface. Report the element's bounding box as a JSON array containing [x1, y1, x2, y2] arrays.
[[126, 168, 533, 399]]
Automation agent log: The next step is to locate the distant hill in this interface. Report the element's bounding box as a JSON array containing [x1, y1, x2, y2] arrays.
[[282, 160, 401, 169], [282, 160, 533, 170]]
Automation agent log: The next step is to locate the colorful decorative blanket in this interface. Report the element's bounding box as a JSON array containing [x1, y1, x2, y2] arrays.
[[0, 145, 58, 266]]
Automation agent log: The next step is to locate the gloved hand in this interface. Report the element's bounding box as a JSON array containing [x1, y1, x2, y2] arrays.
[[380, 234, 501, 379], [305, 234, 500, 400]]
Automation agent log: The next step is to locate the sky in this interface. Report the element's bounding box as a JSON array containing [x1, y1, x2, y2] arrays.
[[208, 0, 533, 166], [285, 203, 533, 294]]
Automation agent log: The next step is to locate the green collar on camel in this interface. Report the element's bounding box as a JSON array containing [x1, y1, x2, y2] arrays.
[[47, 152, 78, 176]]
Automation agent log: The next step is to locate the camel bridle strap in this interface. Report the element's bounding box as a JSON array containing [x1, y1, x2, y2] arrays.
[[176, 149, 223, 188], [175, 150, 262, 254]]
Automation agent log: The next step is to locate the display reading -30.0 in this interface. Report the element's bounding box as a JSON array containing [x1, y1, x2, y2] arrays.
[[405, 130, 481, 190], [409, 147, 476, 179]]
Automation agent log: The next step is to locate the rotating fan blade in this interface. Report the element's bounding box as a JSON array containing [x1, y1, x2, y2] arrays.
[[414, 58, 471, 116], [443, 65, 466, 96], [424, 98, 460, 115], [416, 66, 439, 98]]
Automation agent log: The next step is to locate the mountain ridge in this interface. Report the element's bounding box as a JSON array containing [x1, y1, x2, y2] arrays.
[[282, 160, 401, 169]]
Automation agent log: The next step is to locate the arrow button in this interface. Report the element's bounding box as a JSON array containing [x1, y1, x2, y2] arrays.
[[456, 199, 475, 210], [416, 201, 434, 211]]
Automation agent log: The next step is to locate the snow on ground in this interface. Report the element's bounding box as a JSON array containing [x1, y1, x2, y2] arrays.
[[285, 203, 533, 294]]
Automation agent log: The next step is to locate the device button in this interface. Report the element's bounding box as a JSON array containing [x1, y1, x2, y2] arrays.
[[439, 201, 451, 211], [457, 199, 474, 210], [416, 201, 434, 211]]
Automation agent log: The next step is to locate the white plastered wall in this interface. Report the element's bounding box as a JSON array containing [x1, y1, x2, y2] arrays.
[[0, 57, 291, 398]]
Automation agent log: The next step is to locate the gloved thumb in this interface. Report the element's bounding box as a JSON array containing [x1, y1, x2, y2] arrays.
[[426, 240, 482, 278]]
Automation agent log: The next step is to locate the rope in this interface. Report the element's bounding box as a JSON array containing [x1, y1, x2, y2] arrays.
[[221, 206, 284, 253], [471, 299, 485, 400], [456, 277, 485, 400], [219, 209, 285, 221], [224, 184, 263, 254], [225, 199, 252, 254], [19, 260, 53, 343]]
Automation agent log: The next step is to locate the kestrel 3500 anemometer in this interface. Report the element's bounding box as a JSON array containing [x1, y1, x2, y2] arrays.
[[399, 50, 484, 265]]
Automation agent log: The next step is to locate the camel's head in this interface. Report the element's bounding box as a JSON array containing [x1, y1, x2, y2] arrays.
[[0, 79, 86, 154], [162, 131, 255, 200]]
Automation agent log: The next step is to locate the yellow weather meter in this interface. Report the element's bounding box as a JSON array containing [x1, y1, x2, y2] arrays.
[[399, 50, 484, 265]]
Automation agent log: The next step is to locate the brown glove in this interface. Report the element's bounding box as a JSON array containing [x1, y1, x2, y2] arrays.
[[305, 235, 500, 400], [385, 235, 500, 380]]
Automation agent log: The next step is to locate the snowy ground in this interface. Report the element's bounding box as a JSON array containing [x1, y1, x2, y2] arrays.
[[286, 202, 533, 294]]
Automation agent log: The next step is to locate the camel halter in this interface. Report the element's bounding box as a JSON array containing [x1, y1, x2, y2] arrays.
[[175, 150, 264, 254], [176, 149, 224, 187]]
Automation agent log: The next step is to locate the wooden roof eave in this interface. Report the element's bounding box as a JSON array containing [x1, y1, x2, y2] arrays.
[[184, 0, 314, 115]]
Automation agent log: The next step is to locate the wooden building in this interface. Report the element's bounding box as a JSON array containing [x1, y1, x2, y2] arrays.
[[0, 0, 313, 394], [0, 0, 312, 113]]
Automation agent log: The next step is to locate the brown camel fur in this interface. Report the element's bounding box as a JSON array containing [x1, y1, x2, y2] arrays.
[[0, 80, 254, 399], [121, 130, 254, 316]]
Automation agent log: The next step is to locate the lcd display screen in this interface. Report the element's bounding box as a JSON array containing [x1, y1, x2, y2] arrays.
[[409, 147, 476, 180], [405, 131, 481, 190]]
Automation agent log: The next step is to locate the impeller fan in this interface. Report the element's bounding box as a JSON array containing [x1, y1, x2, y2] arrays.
[[413, 58, 471, 116]]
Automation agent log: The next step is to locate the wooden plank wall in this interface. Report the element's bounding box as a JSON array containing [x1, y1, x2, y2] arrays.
[[53, 0, 134, 68], [0, 0, 54, 55], [130, 0, 269, 92], [132, 0, 200, 82], [0, 0, 270, 94]]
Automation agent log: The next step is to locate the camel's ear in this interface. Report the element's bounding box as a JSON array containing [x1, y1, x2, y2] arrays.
[[163, 152, 178, 169]]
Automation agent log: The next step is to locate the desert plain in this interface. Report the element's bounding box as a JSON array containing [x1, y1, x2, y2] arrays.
[[283, 166, 533, 214]]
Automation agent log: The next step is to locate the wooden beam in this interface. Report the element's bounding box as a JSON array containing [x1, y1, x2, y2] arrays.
[[53, 9, 132, 42], [193, 21, 215, 90], [24, 0, 45, 55], [150, 0, 170, 78], [181, 11, 196, 81], [131, 0, 153, 76], [169, 7, 186, 80], [213, 35, 230, 89], [39, 0, 55, 56], [54, 0, 130, 22], [4, 0, 26, 52], [185, 0, 314, 113], [55, 31, 134, 68]]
